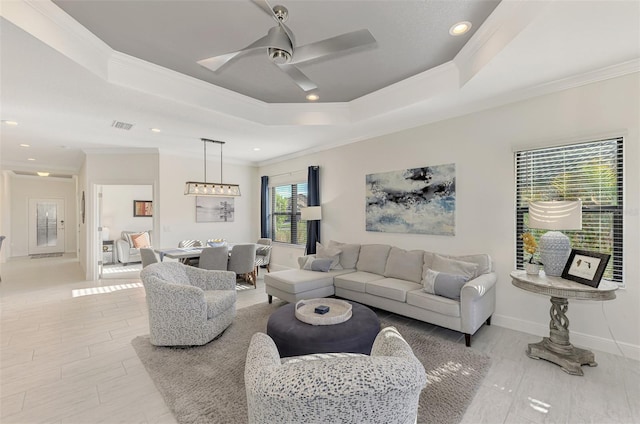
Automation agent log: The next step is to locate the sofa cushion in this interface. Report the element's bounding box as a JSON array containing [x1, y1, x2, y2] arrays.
[[302, 257, 333, 272], [406, 290, 461, 317], [131, 231, 151, 248], [356, 244, 392, 275], [328, 240, 361, 269], [422, 269, 469, 300], [265, 269, 350, 294], [430, 254, 478, 279], [384, 247, 424, 283], [365, 278, 422, 302], [334, 271, 385, 293], [316, 243, 343, 270]]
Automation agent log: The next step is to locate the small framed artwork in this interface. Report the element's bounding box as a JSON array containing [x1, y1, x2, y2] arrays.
[[561, 249, 611, 288], [133, 200, 153, 217]]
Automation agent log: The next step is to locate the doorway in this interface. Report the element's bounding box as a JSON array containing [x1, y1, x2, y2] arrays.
[[28, 198, 65, 255]]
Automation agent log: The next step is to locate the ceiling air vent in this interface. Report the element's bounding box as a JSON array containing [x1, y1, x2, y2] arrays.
[[111, 120, 134, 130]]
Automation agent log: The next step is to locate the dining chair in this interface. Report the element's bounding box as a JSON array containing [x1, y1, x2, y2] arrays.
[[178, 240, 204, 266], [140, 248, 159, 268], [254, 238, 272, 277], [199, 245, 229, 271], [228, 243, 257, 288]]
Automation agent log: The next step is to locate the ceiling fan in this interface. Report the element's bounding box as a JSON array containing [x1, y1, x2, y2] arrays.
[[197, 0, 376, 92]]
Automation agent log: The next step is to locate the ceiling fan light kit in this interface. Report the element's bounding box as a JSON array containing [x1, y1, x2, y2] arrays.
[[184, 138, 241, 197], [197, 0, 376, 94]]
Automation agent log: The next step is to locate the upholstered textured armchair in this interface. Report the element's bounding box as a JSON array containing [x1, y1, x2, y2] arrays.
[[140, 262, 236, 346], [245, 326, 427, 424], [116, 230, 152, 265]]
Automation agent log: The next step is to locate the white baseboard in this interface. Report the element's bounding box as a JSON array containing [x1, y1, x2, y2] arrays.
[[493, 314, 640, 361]]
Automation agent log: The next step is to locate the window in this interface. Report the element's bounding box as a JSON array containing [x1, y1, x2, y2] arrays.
[[515, 137, 623, 284], [271, 182, 308, 245]]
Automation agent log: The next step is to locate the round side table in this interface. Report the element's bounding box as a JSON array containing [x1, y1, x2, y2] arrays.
[[510, 270, 617, 376]]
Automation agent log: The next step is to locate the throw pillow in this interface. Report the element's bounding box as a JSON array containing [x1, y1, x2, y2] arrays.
[[328, 240, 361, 269], [315, 242, 342, 269], [302, 257, 333, 272], [431, 254, 478, 280], [356, 244, 392, 275], [384, 247, 424, 283], [131, 232, 151, 248], [422, 269, 469, 300]]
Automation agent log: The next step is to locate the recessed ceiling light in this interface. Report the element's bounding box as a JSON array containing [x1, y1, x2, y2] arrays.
[[2, 120, 18, 126], [253, 147, 261, 151], [150, 128, 161, 133], [19, 143, 30, 148], [449, 21, 472, 36], [37, 172, 50, 177], [306, 93, 319, 101], [28, 158, 36, 161]]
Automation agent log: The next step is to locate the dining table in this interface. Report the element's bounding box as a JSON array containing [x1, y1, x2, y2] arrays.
[[154, 243, 255, 262]]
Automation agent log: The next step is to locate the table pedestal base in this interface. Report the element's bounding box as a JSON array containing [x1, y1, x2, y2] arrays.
[[527, 337, 597, 376]]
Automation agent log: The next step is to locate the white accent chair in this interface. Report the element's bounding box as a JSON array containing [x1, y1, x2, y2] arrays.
[[140, 262, 236, 346], [116, 230, 152, 266], [245, 326, 427, 424]]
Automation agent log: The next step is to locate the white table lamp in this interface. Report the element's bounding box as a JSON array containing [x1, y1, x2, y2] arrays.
[[528, 200, 582, 276]]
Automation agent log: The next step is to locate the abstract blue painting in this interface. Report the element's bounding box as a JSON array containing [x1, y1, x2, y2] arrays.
[[366, 163, 455, 235]]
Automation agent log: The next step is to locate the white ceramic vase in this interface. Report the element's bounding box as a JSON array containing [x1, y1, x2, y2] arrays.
[[525, 262, 540, 275]]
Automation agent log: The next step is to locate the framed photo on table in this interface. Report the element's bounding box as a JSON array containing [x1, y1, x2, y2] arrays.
[[561, 249, 610, 288]]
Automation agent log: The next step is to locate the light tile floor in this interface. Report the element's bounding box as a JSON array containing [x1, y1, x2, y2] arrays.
[[1, 256, 638, 423]]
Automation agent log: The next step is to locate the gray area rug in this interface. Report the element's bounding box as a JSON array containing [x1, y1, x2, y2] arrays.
[[132, 302, 491, 424]]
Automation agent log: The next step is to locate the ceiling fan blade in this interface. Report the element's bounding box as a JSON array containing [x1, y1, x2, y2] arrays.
[[291, 29, 376, 64], [277, 64, 318, 92], [251, 0, 295, 46], [197, 32, 286, 73], [251, 0, 279, 22], [197, 51, 244, 73]]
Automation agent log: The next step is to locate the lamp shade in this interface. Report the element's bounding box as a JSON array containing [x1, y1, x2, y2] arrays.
[[528, 200, 582, 231], [301, 206, 322, 221]]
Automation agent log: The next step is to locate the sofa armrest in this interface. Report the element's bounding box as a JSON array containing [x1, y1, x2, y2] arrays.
[[116, 239, 130, 263], [460, 272, 497, 334], [370, 327, 421, 363], [184, 266, 237, 291]]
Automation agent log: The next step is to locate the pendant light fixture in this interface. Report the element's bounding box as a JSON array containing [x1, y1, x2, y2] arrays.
[[184, 138, 241, 196]]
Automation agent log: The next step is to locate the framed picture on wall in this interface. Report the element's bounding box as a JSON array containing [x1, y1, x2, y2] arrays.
[[133, 200, 153, 217], [196, 196, 234, 222]]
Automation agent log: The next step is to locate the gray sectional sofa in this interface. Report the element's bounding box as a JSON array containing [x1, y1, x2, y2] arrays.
[[264, 241, 497, 346]]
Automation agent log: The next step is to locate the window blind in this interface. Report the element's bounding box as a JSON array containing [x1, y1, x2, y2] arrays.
[[271, 182, 308, 246], [515, 137, 623, 283]]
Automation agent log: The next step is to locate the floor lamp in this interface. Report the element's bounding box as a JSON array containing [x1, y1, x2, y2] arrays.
[[301, 206, 322, 254], [528, 200, 582, 277]]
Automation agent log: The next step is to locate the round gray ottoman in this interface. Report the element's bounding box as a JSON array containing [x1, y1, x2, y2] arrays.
[[266, 300, 381, 357]]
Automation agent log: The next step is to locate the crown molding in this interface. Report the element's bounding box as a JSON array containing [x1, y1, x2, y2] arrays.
[[454, 0, 552, 86], [1, 0, 112, 79], [0, 160, 79, 174]]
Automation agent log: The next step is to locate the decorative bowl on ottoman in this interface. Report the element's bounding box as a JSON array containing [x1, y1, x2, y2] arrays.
[[295, 298, 352, 325]]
